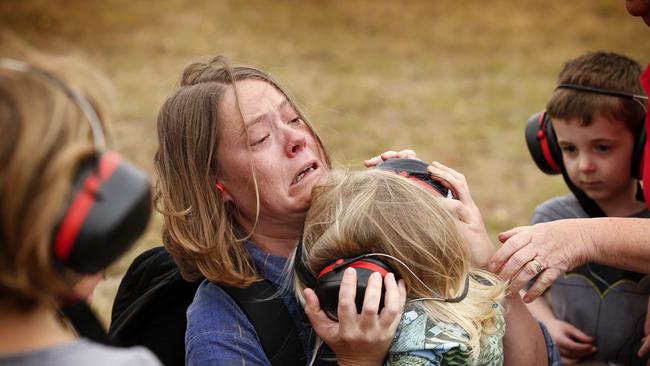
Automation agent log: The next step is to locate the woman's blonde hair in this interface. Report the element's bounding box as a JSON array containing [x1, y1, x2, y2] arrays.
[[295, 169, 506, 361], [0, 37, 113, 310], [154, 56, 331, 286]]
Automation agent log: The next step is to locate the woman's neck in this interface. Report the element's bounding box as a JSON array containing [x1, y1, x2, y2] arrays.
[[234, 212, 303, 257], [0, 304, 75, 354]]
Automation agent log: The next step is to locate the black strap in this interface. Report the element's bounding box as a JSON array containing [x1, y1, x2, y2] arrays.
[[222, 280, 307, 366], [61, 300, 112, 345], [560, 167, 606, 218]]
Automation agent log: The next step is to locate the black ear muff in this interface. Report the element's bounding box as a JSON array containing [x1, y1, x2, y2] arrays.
[[53, 152, 151, 274], [375, 158, 453, 198], [525, 111, 563, 175], [294, 238, 398, 321], [314, 256, 396, 321], [0, 58, 152, 275]]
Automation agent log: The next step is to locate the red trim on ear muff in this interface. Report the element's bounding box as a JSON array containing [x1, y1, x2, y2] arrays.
[[538, 113, 561, 173], [317, 259, 389, 278], [54, 153, 122, 262]]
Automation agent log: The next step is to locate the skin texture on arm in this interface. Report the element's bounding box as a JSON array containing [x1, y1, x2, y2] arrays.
[[490, 217, 650, 302], [503, 294, 549, 366]]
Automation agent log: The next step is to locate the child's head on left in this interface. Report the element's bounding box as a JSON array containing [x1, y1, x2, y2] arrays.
[[546, 52, 646, 208]]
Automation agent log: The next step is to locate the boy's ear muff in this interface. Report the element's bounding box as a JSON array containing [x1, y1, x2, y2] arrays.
[[293, 238, 398, 321], [525, 111, 563, 175], [0, 58, 152, 275], [529, 83, 648, 179], [525, 110, 647, 179]]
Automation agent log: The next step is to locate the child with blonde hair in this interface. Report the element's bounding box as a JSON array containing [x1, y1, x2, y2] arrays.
[[293, 166, 542, 365]]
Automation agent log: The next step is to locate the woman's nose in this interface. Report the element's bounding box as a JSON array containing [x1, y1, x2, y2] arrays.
[[285, 128, 306, 157]]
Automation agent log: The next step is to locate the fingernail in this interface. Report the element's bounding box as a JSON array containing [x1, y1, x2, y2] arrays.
[[523, 295, 531, 303], [386, 272, 394, 280], [344, 267, 355, 276]]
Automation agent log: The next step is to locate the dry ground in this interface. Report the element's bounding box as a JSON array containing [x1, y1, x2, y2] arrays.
[[2, 0, 649, 325]]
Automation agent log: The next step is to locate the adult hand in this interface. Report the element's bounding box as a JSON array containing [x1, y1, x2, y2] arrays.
[[544, 318, 595, 364], [304, 268, 407, 366], [426, 161, 494, 268], [489, 220, 595, 302], [363, 149, 417, 168]]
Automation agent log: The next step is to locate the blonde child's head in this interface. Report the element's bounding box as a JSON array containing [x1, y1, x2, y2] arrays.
[[294, 169, 506, 360]]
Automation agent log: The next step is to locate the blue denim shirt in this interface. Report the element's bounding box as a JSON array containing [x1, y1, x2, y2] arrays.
[[185, 243, 561, 366], [185, 242, 330, 366]]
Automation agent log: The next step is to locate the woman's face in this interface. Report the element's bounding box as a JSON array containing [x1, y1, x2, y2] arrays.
[[216, 79, 327, 232]]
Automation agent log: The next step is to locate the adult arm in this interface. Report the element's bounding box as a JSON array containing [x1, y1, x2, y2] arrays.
[[489, 217, 650, 302], [502, 293, 549, 366]]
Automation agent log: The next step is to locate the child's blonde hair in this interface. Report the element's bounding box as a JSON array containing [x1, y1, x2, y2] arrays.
[[294, 169, 506, 361]]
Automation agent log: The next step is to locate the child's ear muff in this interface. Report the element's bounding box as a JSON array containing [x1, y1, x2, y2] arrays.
[[0, 58, 152, 275], [294, 235, 398, 322], [525, 111, 563, 175], [525, 110, 647, 180], [314, 256, 396, 321], [53, 152, 151, 274]]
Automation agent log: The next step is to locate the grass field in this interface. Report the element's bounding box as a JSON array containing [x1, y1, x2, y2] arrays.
[[2, 0, 649, 325]]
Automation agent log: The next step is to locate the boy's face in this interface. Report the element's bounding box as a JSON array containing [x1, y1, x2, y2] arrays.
[[553, 114, 637, 204]]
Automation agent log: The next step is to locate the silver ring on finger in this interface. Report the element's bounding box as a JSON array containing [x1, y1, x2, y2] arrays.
[[528, 259, 545, 275]]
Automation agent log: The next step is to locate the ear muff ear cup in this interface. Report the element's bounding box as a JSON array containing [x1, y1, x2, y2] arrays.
[[525, 111, 563, 175], [53, 152, 151, 274], [525, 111, 647, 180], [314, 256, 397, 321]]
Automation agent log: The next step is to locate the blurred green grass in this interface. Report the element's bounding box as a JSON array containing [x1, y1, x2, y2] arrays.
[[2, 0, 649, 325]]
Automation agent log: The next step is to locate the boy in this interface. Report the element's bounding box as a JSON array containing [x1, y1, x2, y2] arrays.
[[526, 52, 650, 365]]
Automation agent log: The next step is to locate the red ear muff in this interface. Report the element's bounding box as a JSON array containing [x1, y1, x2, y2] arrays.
[[313, 255, 397, 321], [53, 151, 151, 274], [525, 111, 563, 175]]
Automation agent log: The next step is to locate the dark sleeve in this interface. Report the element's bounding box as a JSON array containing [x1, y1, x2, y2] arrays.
[[185, 281, 272, 366]]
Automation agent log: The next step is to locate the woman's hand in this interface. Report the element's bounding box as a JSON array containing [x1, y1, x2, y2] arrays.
[[304, 268, 406, 366], [426, 161, 495, 269], [544, 318, 595, 364], [363, 149, 417, 168], [488, 220, 594, 302]]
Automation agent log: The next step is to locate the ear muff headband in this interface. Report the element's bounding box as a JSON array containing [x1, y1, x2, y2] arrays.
[[0, 58, 152, 274], [375, 158, 453, 198], [557, 83, 649, 102]]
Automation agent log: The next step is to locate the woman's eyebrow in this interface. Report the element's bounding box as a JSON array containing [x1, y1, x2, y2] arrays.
[[240, 114, 266, 136], [239, 99, 291, 136]]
